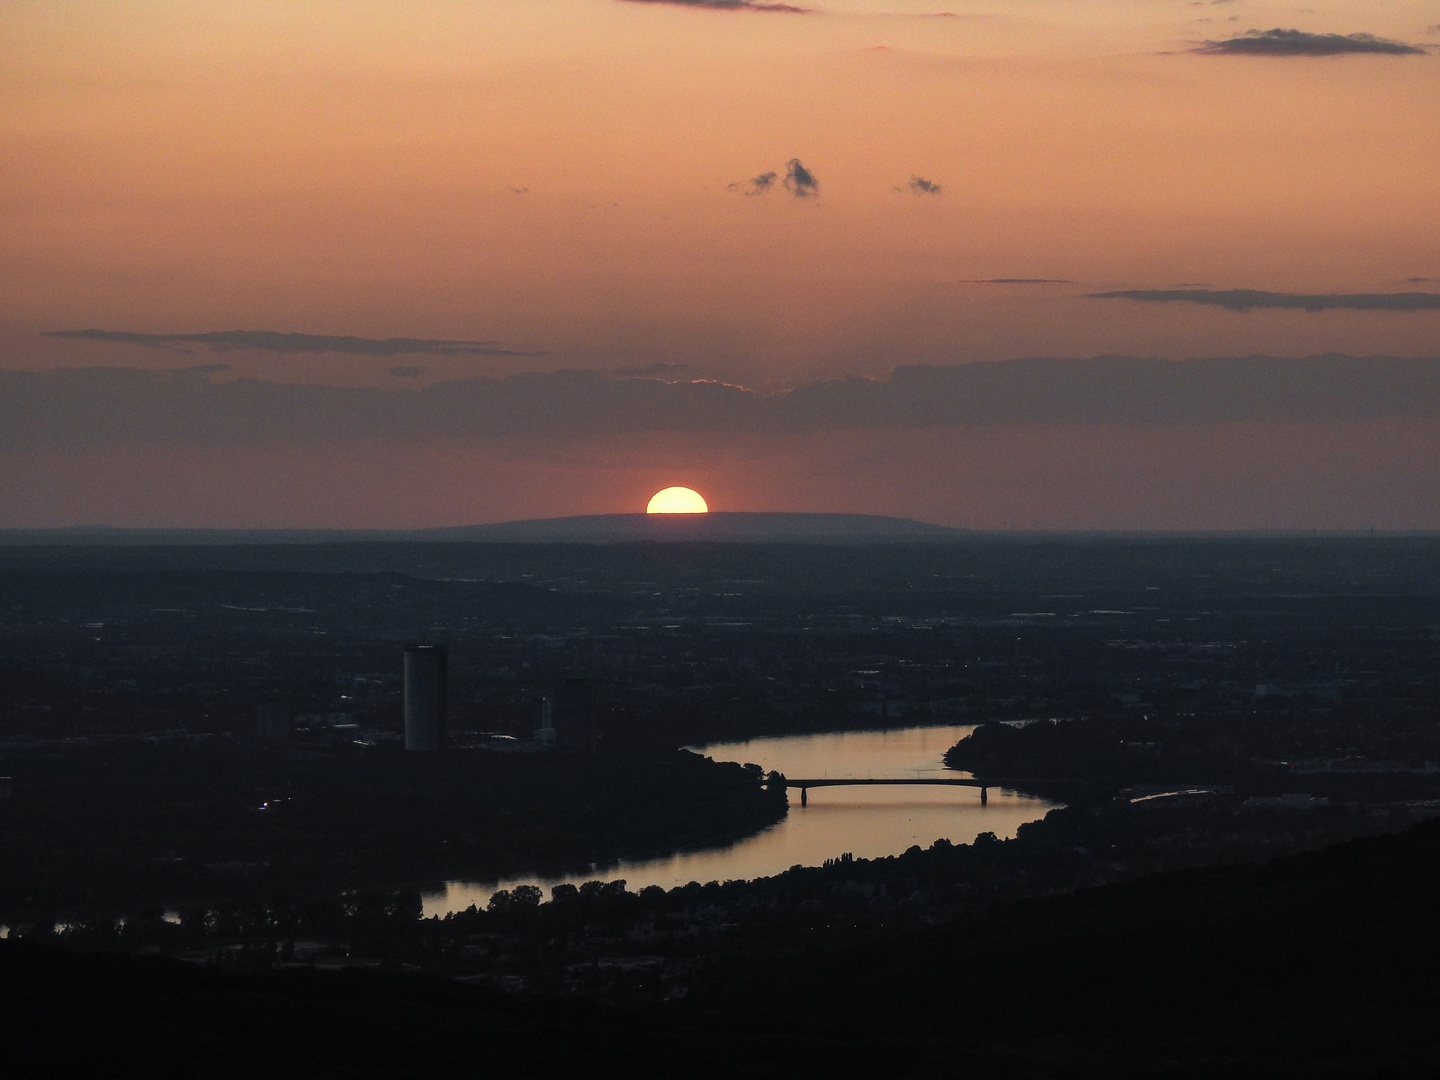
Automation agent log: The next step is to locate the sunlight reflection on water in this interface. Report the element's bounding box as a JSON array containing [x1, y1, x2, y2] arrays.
[[421, 723, 1057, 917]]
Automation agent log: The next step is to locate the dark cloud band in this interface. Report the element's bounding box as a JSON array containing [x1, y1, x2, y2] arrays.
[[46, 329, 545, 357], [1089, 290, 1440, 313], [5, 355, 1440, 448], [1194, 29, 1426, 56]]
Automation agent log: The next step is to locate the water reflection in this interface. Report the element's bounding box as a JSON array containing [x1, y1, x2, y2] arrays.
[[422, 724, 1056, 917]]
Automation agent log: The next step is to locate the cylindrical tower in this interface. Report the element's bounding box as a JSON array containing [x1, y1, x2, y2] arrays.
[[403, 644, 448, 752]]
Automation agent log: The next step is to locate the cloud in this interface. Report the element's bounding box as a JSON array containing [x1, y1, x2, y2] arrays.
[[388, 366, 424, 378], [732, 161, 818, 197], [45, 329, 546, 357], [784, 158, 819, 198], [730, 171, 778, 196], [907, 176, 942, 195], [1088, 289, 1440, 312], [617, 0, 813, 12], [1193, 28, 1427, 56], [6, 355, 1440, 448], [972, 278, 1072, 285]]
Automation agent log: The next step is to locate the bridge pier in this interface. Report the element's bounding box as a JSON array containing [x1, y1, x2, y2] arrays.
[[980, 786, 987, 806], [800, 787, 807, 807]]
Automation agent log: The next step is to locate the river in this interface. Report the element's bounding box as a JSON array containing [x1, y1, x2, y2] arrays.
[[421, 723, 1057, 917]]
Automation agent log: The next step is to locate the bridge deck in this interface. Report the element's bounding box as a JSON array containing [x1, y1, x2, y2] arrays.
[[782, 777, 1062, 788]]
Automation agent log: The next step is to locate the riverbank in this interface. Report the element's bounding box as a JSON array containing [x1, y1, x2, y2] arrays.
[[0, 742, 785, 917]]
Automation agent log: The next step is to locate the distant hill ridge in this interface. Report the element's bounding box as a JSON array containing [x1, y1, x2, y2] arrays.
[[424, 512, 967, 543], [0, 512, 970, 546]]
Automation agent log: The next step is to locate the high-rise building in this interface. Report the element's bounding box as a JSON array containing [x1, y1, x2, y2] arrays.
[[404, 644, 448, 752], [535, 696, 556, 746]]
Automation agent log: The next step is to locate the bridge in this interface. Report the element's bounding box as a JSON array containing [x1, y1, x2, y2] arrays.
[[781, 777, 1067, 806]]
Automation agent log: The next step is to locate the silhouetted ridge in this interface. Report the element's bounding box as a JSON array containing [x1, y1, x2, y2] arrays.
[[0, 512, 969, 546], [419, 512, 967, 543]]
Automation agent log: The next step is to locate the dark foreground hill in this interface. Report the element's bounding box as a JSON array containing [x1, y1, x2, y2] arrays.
[[5, 817, 1439, 1078], [767, 817, 1440, 1077]]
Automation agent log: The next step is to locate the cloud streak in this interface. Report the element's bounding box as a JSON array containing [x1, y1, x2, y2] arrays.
[[45, 330, 546, 357], [1193, 29, 1427, 56], [618, 0, 813, 12], [1088, 289, 1440, 312], [6, 355, 1440, 448]]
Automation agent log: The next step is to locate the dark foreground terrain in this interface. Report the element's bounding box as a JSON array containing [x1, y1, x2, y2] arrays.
[[5, 815, 1438, 1079], [4, 536, 1439, 1076]]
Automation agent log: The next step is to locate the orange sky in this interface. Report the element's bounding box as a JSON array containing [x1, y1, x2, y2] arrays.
[[2, 1, 1438, 526]]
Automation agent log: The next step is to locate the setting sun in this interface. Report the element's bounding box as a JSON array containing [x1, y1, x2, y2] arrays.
[[646, 487, 709, 514]]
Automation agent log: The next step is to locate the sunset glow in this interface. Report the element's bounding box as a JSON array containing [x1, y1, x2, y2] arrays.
[[2, 1, 1439, 529]]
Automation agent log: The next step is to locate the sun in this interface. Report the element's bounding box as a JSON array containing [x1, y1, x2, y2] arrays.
[[646, 486, 709, 514]]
